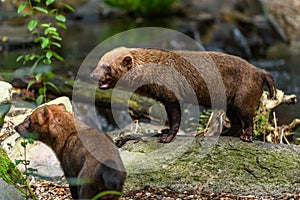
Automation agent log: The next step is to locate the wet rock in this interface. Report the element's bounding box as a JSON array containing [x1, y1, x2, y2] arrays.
[[0, 26, 35, 52], [0, 178, 24, 200]]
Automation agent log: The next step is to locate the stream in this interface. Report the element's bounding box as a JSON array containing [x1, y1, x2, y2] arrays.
[[1, 12, 300, 135]]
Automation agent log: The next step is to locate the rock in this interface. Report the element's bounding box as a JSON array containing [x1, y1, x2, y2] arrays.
[[0, 148, 26, 199], [0, 81, 12, 127], [121, 136, 300, 195], [0, 26, 34, 51], [0, 178, 24, 200], [264, 0, 300, 42]]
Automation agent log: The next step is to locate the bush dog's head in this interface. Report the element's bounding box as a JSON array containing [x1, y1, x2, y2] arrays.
[[14, 104, 71, 144], [90, 47, 135, 90]]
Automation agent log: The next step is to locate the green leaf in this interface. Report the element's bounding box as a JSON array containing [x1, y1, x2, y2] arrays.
[[38, 87, 45, 95], [91, 191, 122, 200], [34, 37, 40, 43], [52, 51, 64, 61], [32, 57, 43, 69], [41, 38, 50, 49], [27, 79, 36, 90], [17, 2, 28, 14], [27, 19, 38, 31], [44, 27, 57, 35], [27, 138, 35, 144], [27, 168, 38, 172], [35, 73, 42, 81], [55, 14, 66, 22], [45, 71, 54, 79], [21, 141, 27, 148], [15, 159, 24, 166], [49, 8, 58, 14], [41, 23, 50, 28], [16, 55, 24, 62], [46, 51, 53, 59], [52, 42, 61, 48], [46, 82, 60, 92], [36, 95, 44, 105], [33, 6, 48, 14], [51, 35, 62, 41], [29, 54, 36, 60], [46, 0, 55, 6], [33, 0, 41, 3], [43, 58, 51, 64], [61, 3, 75, 12], [56, 22, 67, 30]]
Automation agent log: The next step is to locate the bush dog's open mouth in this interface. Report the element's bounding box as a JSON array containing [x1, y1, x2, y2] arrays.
[[98, 79, 111, 89]]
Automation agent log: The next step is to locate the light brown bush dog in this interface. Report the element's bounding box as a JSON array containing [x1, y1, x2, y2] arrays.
[[15, 104, 126, 200], [90, 47, 276, 143]]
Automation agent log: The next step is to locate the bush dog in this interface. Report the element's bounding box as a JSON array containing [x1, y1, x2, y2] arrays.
[[90, 47, 276, 143], [15, 104, 126, 199]]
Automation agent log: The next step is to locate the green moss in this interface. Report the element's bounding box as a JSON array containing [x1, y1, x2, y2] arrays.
[[104, 0, 177, 16], [0, 148, 24, 185], [123, 137, 300, 195], [0, 148, 38, 199]]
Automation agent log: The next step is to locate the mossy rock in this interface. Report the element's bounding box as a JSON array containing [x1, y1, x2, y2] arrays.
[[121, 136, 300, 195], [0, 147, 28, 197], [0, 148, 24, 185]]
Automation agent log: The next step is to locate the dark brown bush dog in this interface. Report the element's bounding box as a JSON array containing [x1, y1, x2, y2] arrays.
[[90, 47, 276, 143], [15, 104, 126, 200]]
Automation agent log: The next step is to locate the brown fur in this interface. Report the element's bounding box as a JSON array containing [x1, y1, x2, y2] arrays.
[[90, 47, 276, 143], [15, 104, 126, 199]]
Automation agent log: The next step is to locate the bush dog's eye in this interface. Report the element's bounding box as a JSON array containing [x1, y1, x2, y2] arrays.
[[25, 117, 31, 129], [101, 65, 112, 74]]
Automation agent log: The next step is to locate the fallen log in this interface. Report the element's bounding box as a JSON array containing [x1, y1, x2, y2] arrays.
[[50, 76, 158, 120]]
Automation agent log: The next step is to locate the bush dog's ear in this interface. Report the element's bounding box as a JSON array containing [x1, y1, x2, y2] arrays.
[[37, 105, 53, 125], [58, 103, 66, 110], [122, 56, 133, 68]]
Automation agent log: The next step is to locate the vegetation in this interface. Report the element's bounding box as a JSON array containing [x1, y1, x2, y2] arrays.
[[253, 105, 271, 141], [197, 109, 213, 132], [104, 0, 177, 16], [0, 148, 36, 199], [16, 0, 74, 105], [15, 138, 38, 182]]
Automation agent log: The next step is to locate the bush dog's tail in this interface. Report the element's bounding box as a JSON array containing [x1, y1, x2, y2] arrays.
[[263, 72, 276, 99]]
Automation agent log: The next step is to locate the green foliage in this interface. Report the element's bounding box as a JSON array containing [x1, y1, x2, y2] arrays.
[[14, 138, 38, 199], [182, 108, 212, 132], [105, 0, 177, 16], [197, 110, 212, 131], [0, 148, 36, 199], [92, 190, 122, 200], [16, 0, 74, 105], [27, 70, 59, 105], [15, 138, 37, 178], [0, 149, 24, 185], [253, 106, 271, 140]]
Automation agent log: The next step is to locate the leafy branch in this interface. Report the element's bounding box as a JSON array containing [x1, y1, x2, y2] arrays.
[[16, 0, 74, 105]]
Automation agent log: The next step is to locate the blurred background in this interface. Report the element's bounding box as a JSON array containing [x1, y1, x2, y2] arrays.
[[0, 0, 299, 133]]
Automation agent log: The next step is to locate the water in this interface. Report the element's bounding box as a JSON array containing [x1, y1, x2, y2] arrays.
[[1, 17, 299, 134]]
